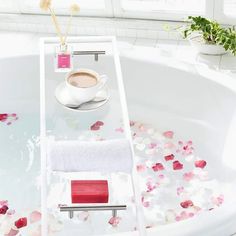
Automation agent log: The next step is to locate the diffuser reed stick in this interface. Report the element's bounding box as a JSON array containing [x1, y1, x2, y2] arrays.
[[63, 4, 80, 45], [49, 7, 64, 44], [40, 0, 80, 45]]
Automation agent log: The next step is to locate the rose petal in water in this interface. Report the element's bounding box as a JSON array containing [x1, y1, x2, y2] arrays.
[[95, 121, 104, 126], [90, 124, 100, 131], [148, 143, 157, 149], [115, 127, 124, 133], [146, 181, 156, 192], [130, 121, 135, 127], [30, 211, 41, 223], [78, 211, 89, 221], [90, 121, 104, 131], [108, 216, 121, 227], [5, 229, 19, 236], [164, 142, 175, 149], [0, 200, 8, 207], [7, 210, 15, 216], [177, 186, 184, 196], [0, 205, 9, 215], [175, 211, 194, 221], [139, 124, 147, 132], [15, 217, 27, 229], [195, 160, 207, 169], [136, 164, 146, 172], [211, 195, 224, 206], [180, 200, 194, 208], [164, 154, 175, 161], [152, 163, 165, 172], [141, 197, 150, 208], [183, 172, 195, 181], [163, 131, 174, 139], [173, 161, 183, 170], [0, 114, 8, 122]]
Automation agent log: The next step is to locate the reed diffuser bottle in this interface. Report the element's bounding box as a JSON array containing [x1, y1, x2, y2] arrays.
[[40, 0, 80, 72]]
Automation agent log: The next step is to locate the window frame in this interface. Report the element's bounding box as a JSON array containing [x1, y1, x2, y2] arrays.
[[214, 0, 236, 25], [18, 0, 113, 17], [113, 0, 215, 21], [0, 0, 235, 25]]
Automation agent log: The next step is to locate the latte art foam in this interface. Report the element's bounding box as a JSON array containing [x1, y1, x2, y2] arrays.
[[69, 72, 97, 88]]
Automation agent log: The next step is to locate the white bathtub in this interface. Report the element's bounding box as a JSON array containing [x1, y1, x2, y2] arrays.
[[121, 51, 236, 236], [1, 47, 236, 236]]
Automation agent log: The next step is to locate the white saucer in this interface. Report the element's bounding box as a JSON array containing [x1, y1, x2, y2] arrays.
[[54, 82, 109, 112]]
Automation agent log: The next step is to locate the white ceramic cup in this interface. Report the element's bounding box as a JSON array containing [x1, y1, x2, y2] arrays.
[[65, 69, 107, 104]]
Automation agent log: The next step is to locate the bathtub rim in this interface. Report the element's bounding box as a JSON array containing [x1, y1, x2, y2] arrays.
[[1, 48, 236, 95]]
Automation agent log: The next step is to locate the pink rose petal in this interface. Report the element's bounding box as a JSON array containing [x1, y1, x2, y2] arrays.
[[5, 229, 19, 236], [115, 127, 124, 133], [30, 211, 41, 223], [0, 114, 8, 122], [142, 201, 150, 208], [7, 209, 15, 216], [158, 174, 165, 179], [108, 216, 121, 227], [180, 200, 194, 208], [136, 164, 146, 172], [163, 131, 174, 139], [141, 197, 150, 208], [15, 217, 27, 229], [164, 154, 175, 161], [178, 141, 183, 145], [195, 160, 207, 169], [183, 172, 195, 181], [175, 211, 192, 221], [187, 140, 193, 145], [90, 124, 100, 131], [188, 212, 194, 218], [164, 142, 175, 149], [0, 200, 8, 207], [0, 113, 18, 125], [78, 211, 90, 221], [177, 186, 184, 196], [90, 121, 104, 131], [146, 181, 156, 192], [152, 163, 165, 172], [95, 121, 104, 126], [173, 160, 183, 170], [148, 143, 157, 149], [212, 195, 224, 206], [0, 205, 9, 214], [138, 124, 146, 132], [130, 121, 135, 126]]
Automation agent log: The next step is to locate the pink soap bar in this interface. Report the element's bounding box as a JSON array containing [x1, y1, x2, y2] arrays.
[[58, 54, 71, 68], [71, 180, 109, 204]]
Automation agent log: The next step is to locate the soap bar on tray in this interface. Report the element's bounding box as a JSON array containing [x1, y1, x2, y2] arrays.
[[71, 180, 109, 204]]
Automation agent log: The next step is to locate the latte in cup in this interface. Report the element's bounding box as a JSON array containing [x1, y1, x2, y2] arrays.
[[68, 72, 97, 88], [65, 69, 107, 103]]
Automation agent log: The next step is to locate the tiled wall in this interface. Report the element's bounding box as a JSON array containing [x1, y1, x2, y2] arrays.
[[0, 14, 183, 41], [0, 13, 235, 73]]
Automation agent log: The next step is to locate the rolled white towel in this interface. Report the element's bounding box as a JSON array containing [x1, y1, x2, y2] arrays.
[[48, 139, 133, 173]]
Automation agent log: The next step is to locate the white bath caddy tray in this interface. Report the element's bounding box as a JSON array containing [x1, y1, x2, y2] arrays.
[[40, 36, 145, 236]]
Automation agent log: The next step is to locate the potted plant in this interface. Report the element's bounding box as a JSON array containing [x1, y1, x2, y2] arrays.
[[183, 16, 236, 56]]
